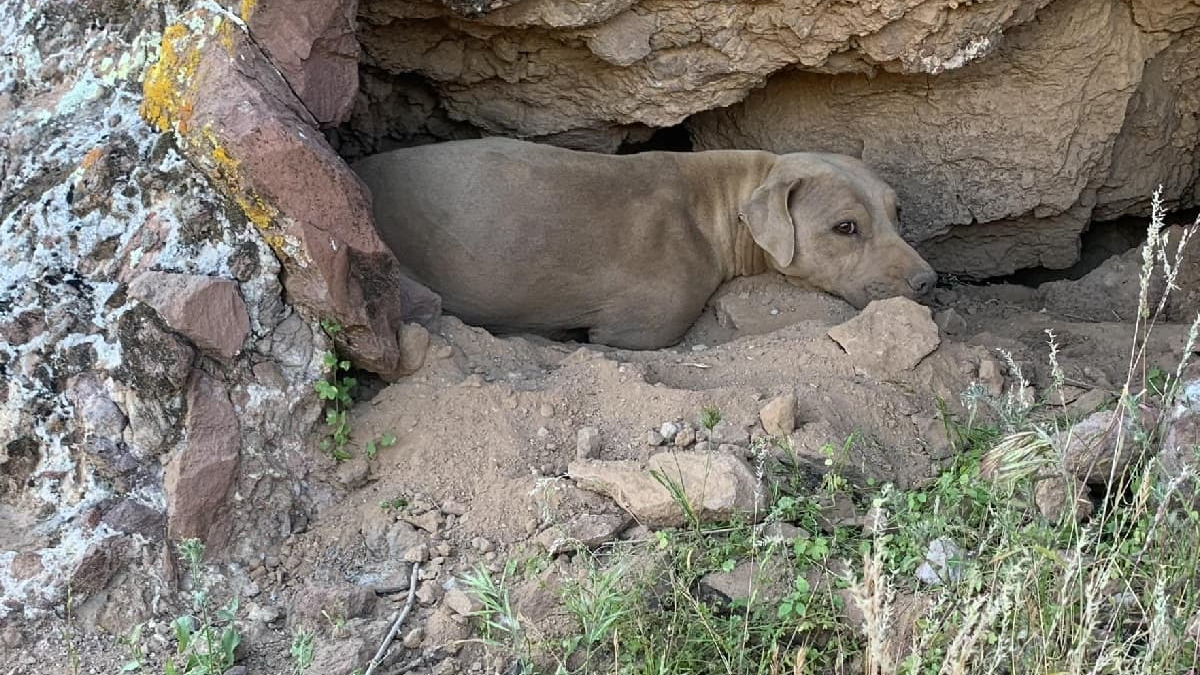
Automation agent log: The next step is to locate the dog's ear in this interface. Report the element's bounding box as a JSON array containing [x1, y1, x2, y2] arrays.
[[739, 162, 805, 268]]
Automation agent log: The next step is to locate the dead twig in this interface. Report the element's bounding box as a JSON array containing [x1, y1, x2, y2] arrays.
[[364, 561, 422, 675]]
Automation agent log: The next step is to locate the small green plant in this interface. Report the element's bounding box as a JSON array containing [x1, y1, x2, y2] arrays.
[[290, 628, 315, 674], [62, 582, 81, 675], [363, 432, 397, 460], [315, 320, 357, 461], [699, 406, 722, 431], [322, 610, 348, 638], [379, 496, 409, 512], [164, 539, 242, 675], [118, 623, 147, 672]]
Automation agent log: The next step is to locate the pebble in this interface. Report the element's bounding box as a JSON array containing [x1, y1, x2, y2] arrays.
[[691, 344, 708, 352], [404, 544, 430, 563], [539, 404, 555, 418], [264, 556, 281, 569], [674, 426, 696, 446], [436, 543, 454, 557], [416, 581, 443, 605], [646, 431, 665, 446], [769, 308, 780, 315], [576, 426, 602, 459], [471, 537, 494, 553], [659, 422, 679, 441], [403, 627, 425, 649], [536, 426, 551, 438], [441, 500, 468, 516], [1, 627, 21, 648]]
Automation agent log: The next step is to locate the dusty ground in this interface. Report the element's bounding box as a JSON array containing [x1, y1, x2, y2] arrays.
[[5, 266, 1197, 675]]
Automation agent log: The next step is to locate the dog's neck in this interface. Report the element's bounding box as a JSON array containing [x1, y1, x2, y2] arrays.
[[731, 215, 771, 278]]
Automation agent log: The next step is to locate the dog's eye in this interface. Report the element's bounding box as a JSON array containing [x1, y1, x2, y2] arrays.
[[833, 220, 857, 236]]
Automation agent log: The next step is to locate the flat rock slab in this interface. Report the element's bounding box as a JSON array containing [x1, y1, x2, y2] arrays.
[[568, 451, 765, 529], [827, 297, 940, 374], [129, 271, 249, 360]]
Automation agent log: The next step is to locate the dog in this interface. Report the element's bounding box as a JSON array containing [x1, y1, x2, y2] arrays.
[[352, 137, 937, 349]]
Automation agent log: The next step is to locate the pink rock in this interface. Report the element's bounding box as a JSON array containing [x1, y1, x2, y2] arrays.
[[246, 0, 360, 126], [143, 11, 440, 379], [164, 372, 240, 549], [128, 271, 250, 361]]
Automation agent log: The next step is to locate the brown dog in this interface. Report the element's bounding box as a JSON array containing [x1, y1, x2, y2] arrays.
[[353, 137, 936, 349]]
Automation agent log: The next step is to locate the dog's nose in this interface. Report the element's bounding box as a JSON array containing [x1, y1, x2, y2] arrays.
[[907, 269, 937, 296]]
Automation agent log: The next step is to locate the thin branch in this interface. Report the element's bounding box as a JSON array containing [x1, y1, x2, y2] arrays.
[[364, 561, 422, 675]]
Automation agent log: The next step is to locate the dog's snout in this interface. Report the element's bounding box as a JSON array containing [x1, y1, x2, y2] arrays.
[[907, 268, 937, 296]]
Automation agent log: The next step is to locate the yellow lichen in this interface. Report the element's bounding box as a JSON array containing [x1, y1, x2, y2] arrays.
[[139, 22, 203, 134], [81, 147, 104, 170], [239, 0, 256, 23]]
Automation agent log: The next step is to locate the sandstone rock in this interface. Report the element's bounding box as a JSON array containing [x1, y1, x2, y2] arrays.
[[336, 457, 371, 488], [1160, 380, 1200, 495], [292, 581, 377, 625], [444, 587, 484, 616], [576, 426, 602, 459], [358, 0, 1052, 147], [244, 0, 360, 126], [674, 426, 696, 447], [759, 393, 796, 437], [568, 452, 765, 528], [69, 537, 123, 595], [128, 272, 250, 361], [709, 420, 750, 446], [9, 553, 44, 581], [140, 7, 440, 379], [164, 372, 241, 548], [403, 627, 425, 649], [416, 581, 443, 605], [404, 509, 444, 534], [100, 499, 165, 539], [1034, 477, 1094, 523], [399, 323, 432, 374], [828, 298, 940, 374], [309, 634, 373, 675], [536, 513, 630, 555], [698, 557, 792, 607], [1057, 408, 1155, 484], [424, 605, 471, 648]]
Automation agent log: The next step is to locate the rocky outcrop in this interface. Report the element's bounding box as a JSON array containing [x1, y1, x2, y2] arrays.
[[355, 0, 1052, 150], [0, 0, 328, 619], [141, 5, 440, 379], [351, 0, 1200, 276]]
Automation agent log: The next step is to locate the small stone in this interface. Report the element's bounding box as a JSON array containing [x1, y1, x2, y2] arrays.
[[402, 627, 424, 649], [759, 522, 810, 542], [933, 308, 967, 335], [535, 513, 630, 555], [1, 627, 21, 648], [978, 358, 1004, 396], [646, 430, 665, 446], [404, 544, 430, 563], [691, 344, 708, 352], [264, 556, 281, 569], [404, 510, 443, 534], [709, 420, 750, 446], [915, 537, 966, 586], [1066, 388, 1112, 420], [539, 404, 555, 418], [416, 581, 443, 605], [471, 537, 494, 553], [444, 587, 484, 616], [828, 297, 941, 374], [759, 393, 797, 436], [692, 440, 712, 453], [674, 426, 696, 447], [336, 458, 370, 489], [576, 427, 602, 459], [1035, 477, 1094, 523], [536, 426, 551, 438], [659, 422, 680, 441], [441, 500, 468, 516], [716, 443, 742, 455], [434, 345, 454, 359]]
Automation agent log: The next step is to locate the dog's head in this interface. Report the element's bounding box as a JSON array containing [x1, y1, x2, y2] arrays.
[[738, 153, 937, 309]]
